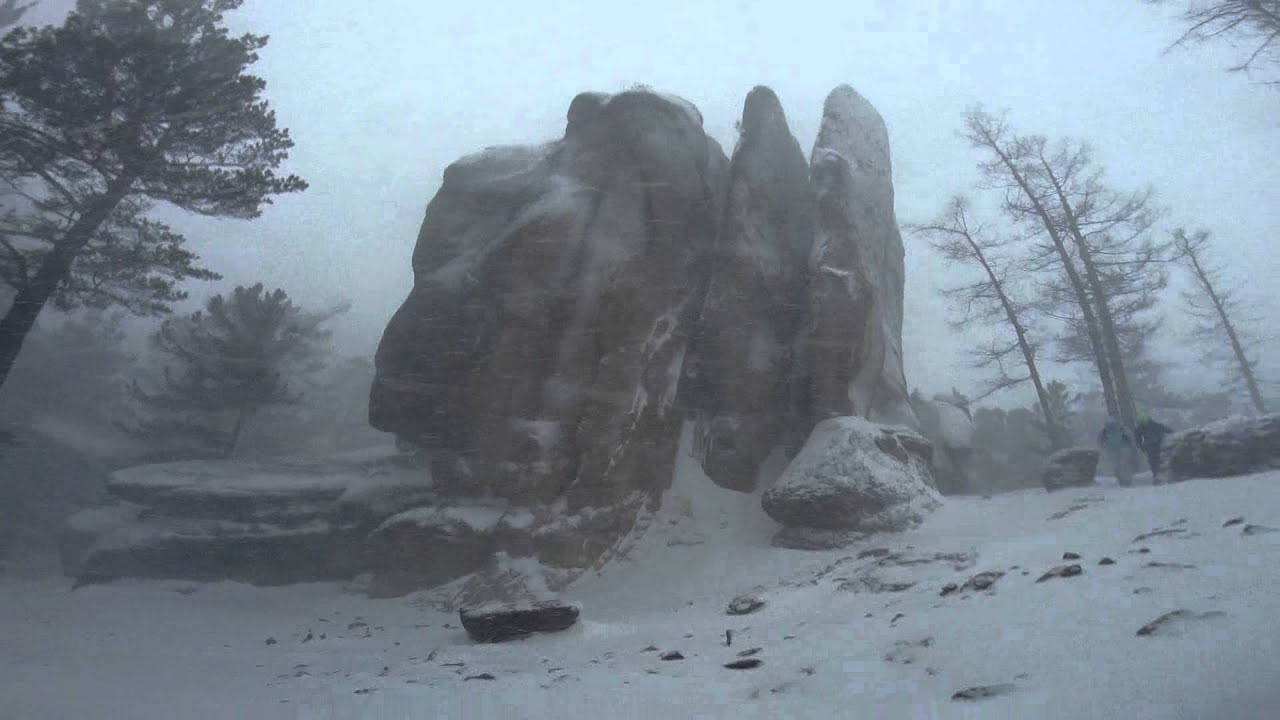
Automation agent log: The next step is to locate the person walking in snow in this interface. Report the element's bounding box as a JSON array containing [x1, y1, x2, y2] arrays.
[[1098, 417, 1135, 487], [1134, 414, 1174, 484]]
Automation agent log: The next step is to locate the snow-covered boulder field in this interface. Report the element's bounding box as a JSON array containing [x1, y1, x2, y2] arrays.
[[762, 417, 940, 540], [10, 439, 1280, 719], [1167, 413, 1280, 481]]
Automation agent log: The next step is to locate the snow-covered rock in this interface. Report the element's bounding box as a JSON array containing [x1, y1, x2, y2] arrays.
[[805, 85, 915, 426], [368, 88, 729, 578], [62, 448, 434, 587], [762, 417, 941, 533], [691, 86, 813, 492], [1042, 448, 1100, 492], [458, 600, 581, 643], [364, 505, 504, 598], [1167, 413, 1280, 481]]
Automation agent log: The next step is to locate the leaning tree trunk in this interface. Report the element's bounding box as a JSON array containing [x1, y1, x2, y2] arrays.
[[1041, 165, 1138, 428], [1184, 241, 1268, 414], [966, 231, 1067, 450], [980, 136, 1120, 421], [0, 184, 131, 395]]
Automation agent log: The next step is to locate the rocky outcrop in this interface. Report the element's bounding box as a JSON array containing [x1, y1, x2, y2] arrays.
[[1041, 448, 1100, 492], [805, 86, 914, 427], [761, 417, 940, 534], [364, 84, 921, 595], [910, 393, 975, 494], [370, 90, 728, 579], [62, 451, 435, 586], [1167, 414, 1280, 481], [691, 87, 813, 492]]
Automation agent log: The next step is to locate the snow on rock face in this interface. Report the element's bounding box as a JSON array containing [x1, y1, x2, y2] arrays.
[[369, 87, 729, 579], [366, 84, 919, 597], [805, 85, 914, 427], [691, 86, 814, 492], [762, 417, 941, 534], [1168, 413, 1280, 481], [62, 449, 435, 587]]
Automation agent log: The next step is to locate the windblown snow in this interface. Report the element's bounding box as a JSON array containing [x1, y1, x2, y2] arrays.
[[3, 449, 1279, 719]]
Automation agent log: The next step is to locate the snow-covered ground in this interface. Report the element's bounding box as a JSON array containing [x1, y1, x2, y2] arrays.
[[3, 447, 1279, 719]]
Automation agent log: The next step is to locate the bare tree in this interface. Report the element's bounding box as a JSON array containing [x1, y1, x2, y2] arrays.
[[910, 197, 1068, 450], [1172, 228, 1269, 413], [964, 108, 1169, 429], [963, 109, 1122, 423], [1146, 0, 1280, 76]]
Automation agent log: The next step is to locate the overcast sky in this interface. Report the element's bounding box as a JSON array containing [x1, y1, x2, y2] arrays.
[[26, 0, 1280, 404]]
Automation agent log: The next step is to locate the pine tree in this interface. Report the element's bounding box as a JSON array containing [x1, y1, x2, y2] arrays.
[[0, 0, 305, 396], [128, 284, 342, 458]]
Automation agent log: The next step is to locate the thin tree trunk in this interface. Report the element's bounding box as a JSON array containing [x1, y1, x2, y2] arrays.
[[964, 230, 1067, 450], [1185, 242, 1268, 414], [973, 126, 1120, 420], [0, 182, 132, 395], [225, 403, 252, 459], [1039, 160, 1137, 427]]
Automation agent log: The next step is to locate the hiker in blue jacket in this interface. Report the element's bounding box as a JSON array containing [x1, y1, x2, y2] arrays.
[[1098, 417, 1135, 487], [1134, 413, 1174, 484]]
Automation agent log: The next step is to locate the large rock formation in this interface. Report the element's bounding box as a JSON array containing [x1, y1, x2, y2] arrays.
[[366, 85, 921, 594], [370, 91, 727, 573], [1167, 414, 1280, 481], [691, 87, 814, 491], [805, 86, 913, 426]]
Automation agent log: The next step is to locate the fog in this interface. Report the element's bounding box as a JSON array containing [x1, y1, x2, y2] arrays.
[[4, 2, 1280, 717], [24, 0, 1280, 400]]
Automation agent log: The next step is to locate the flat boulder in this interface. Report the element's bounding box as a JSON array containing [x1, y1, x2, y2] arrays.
[[762, 417, 940, 533], [1041, 448, 1099, 492], [1167, 414, 1280, 481], [459, 600, 581, 643], [364, 505, 505, 598]]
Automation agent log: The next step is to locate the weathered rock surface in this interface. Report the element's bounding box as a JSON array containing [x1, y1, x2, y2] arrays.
[[363, 85, 921, 595], [369, 89, 729, 576], [364, 506, 503, 598], [762, 417, 940, 532], [1167, 414, 1280, 481], [692, 86, 814, 492], [62, 450, 434, 587], [458, 600, 580, 643], [805, 86, 914, 427], [911, 394, 974, 494], [1041, 448, 1100, 492]]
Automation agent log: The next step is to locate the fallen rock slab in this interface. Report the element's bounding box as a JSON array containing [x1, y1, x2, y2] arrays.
[[952, 683, 1016, 701], [1036, 564, 1083, 583], [459, 601, 580, 643]]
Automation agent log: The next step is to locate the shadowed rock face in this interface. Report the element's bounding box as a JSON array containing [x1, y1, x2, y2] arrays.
[[692, 86, 815, 492], [369, 85, 918, 589], [805, 85, 913, 427], [370, 90, 728, 575]]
